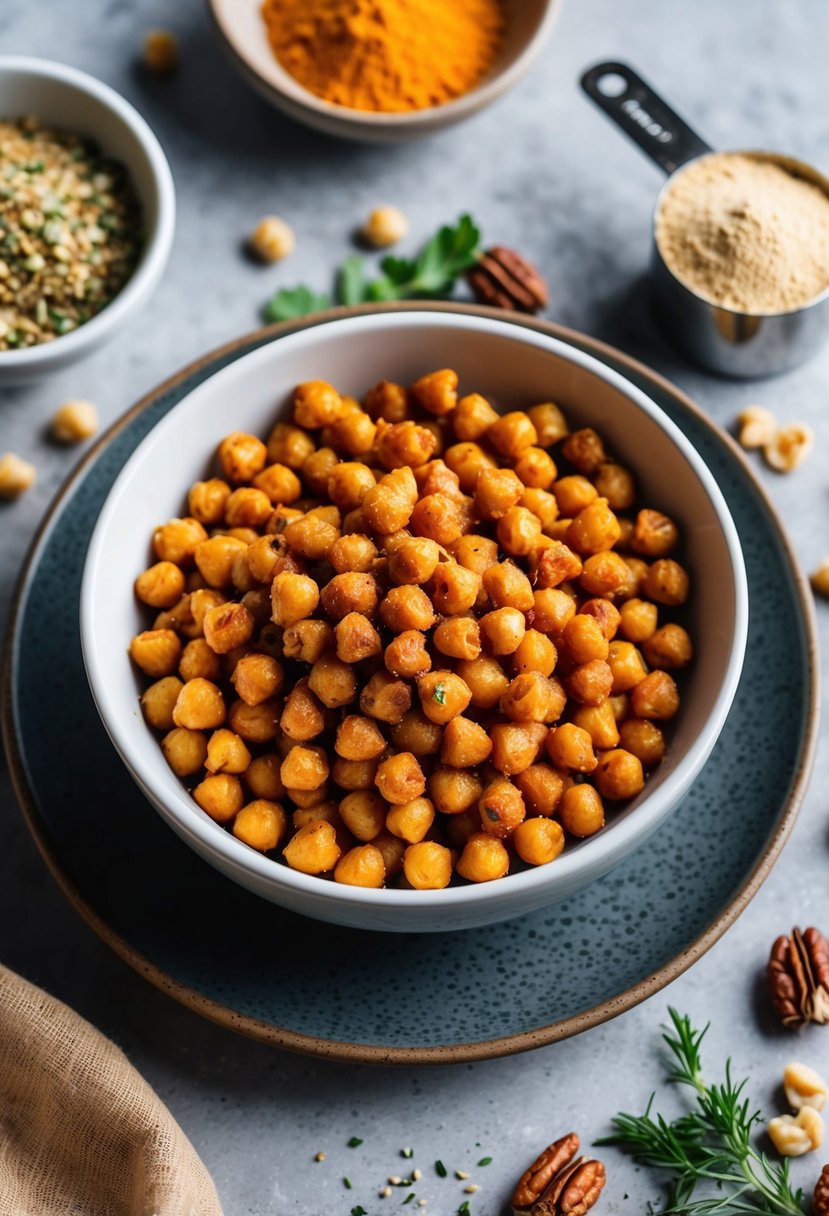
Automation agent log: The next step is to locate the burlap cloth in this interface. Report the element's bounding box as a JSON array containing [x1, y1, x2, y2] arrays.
[[0, 963, 223, 1216]]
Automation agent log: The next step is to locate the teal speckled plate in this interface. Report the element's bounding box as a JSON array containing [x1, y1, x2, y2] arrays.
[[2, 306, 818, 1064]]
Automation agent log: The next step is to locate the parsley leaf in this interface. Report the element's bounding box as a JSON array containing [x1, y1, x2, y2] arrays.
[[435, 1160, 447, 1177], [263, 285, 331, 322], [347, 1136, 364, 1148], [338, 254, 368, 306]]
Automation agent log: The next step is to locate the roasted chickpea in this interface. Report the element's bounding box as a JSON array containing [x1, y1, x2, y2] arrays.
[[411, 368, 458, 416], [326, 410, 378, 458], [579, 551, 630, 596], [230, 652, 283, 706], [452, 392, 499, 440], [152, 517, 208, 567], [385, 796, 435, 844], [299, 447, 337, 497], [362, 465, 418, 534], [335, 612, 381, 663], [482, 561, 534, 612], [417, 671, 472, 724], [527, 402, 568, 446], [203, 602, 254, 655], [205, 728, 251, 774], [283, 513, 340, 561], [535, 541, 583, 590], [244, 753, 286, 801], [363, 379, 409, 422], [193, 535, 246, 589], [594, 748, 645, 800], [328, 533, 378, 575], [217, 431, 267, 483], [402, 841, 453, 889], [271, 572, 320, 627], [444, 442, 496, 493], [562, 427, 606, 474], [433, 616, 482, 661], [370, 828, 406, 879], [161, 726, 207, 777], [630, 670, 680, 720], [331, 755, 381, 791], [376, 419, 436, 470], [514, 764, 565, 817], [571, 702, 620, 750], [531, 588, 576, 634], [338, 790, 387, 841], [607, 641, 648, 693], [321, 572, 379, 621], [642, 623, 693, 669], [521, 487, 560, 531], [179, 638, 221, 682], [430, 563, 480, 616], [129, 628, 182, 678], [409, 493, 464, 546], [193, 773, 244, 823], [513, 818, 565, 866], [378, 586, 435, 633], [280, 744, 329, 791], [284, 819, 341, 874], [618, 718, 666, 767], [552, 475, 597, 518], [457, 833, 510, 882], [385, 629, 432, 679], [287, 786, 334, 810], [228, 696, 281, 742], [473, 467, 524, 521], [359, 670, 410, 724], [513, 446, 557, 490], [141, 675, 184, 731], [428, 766, 483, 815], [566, 498, 621, 555], [304, 653, 356, 710], [334, 844, 385, 887], [479, 607, 525, 656], [579, 598, 621, 641], [188, 478, 231, 525], [619, 598, 658, 643], [293, 380, 345, 429], [487, 411, 538, 459], [386, 537, 440, 585], [512, 630, 557, 678], [497, 506, 543, 557], [266, 421, 315, 469], [500, 671, 555, 723], [223, 487, 271, 529], [389, 709, 442, 757], [455, 655, 510, 709], [643, 559, 690, 606], [375, 752, 426, 804], [479, 777, 525, 839], [325, 462, 375, 513], [281, 619, 335, 664], [451, 534, 499, 576], [633, 509, 679, 557], [562, 614, 610, 664], [280, 680, 326, 740], [566, 659, 613, 706], [594, 462, 635, 511], [489, 723, 538, 775], [441, 716, 493, 767], [233, 800, 287, 852], [335, 715, 387, 761], [559, 784, 605, 837], [546, 722, 597, 772], [135, 561, 186, 609]]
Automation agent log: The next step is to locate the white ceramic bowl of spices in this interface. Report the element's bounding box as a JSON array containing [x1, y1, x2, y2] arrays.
[[0, 57, 175, 384], [208, 0, 560, 143]]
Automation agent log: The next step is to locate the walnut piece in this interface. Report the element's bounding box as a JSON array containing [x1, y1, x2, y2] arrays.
[[768, 926, 829, 1028], [467, 246, 548, 313]]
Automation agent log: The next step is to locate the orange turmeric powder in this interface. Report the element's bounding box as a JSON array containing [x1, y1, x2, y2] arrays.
[[261, 0, 505, 113]]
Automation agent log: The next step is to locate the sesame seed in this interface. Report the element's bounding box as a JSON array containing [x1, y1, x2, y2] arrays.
[[381, 1186, 392, 1198], [456, 1170, 470, 1180], [412, 1168, 422, 1181], [464, 1184, 480, 1193]]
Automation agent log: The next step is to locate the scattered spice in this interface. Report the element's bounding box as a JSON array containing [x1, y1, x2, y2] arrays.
[[260, 0, 505, 114], [0, 117, 141, 350]]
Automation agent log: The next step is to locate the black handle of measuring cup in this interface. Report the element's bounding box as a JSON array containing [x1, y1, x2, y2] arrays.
[[580, 61, 712, 175]]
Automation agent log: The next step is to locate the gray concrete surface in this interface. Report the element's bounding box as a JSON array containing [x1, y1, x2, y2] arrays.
[[1, 1, 828, 1212]]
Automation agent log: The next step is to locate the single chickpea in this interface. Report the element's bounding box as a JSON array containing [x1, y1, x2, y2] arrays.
[[428, 766, 484, 817], [513, 818, 565, 866], [619, 598, 658, 643], [566, 659, 613, 707], [251, 461, 302, 504], [457, 833, 510, 882], [562, 614, 610, 665], [497, 506, 543, 557], [546, 722, 597, 772], [444, 442, 496, 493], [326, 409, 378, 458], [217, 432, 267, 483], [203, 602, 255, 655], [513, 446, 558, 490], [224, 485, 275, 529], [233, 800, 287, 852], [161, 726, 207, 777], [362, 465, 418, 534], [361, 204, 409, 248], [385, 630, 432, 679], [266, 421, 314, 469], [390, 710, 443, 757], [280, 680, 325, 741], [141, 676, 184, 731], [193, 773, 244, 823], [441, 716, 493, 768], [245, 754, 286, 801], [375, 752, 426, 804], [281, 619, 335, 664], [479, 778, 526, 839], [301, 447, 339, 496], [619, 556, 650, 600], [249, 215, 295, 263], [231, 652, 283, 706], [359, 670, 411, 724], [328, 533, 378, 575], [371, 829, 407, 879], [607, 640, 648, 694], [194, 535, 247, 589], [571, 702, 620, 750], [522, 487, 559, 531], [228, 696, 281, 742], [336, 715, 387, 761], [559, 784, 605, 837], [512, 631, 557, 680], [280, 744, 329, 791], [618, 718, 666, 767], [455, 655, 510, 709], [594, 748, 645, 800], [283, 513, 340, 561], [514, 764, 565, 817], [490, 723, 539, 775], [579, 551, 631, 596], [416, 458, 461, 498], [433, 616, 482, 661], [271, 571, 320, 627], [630, 670, 680, 720], [643, 559, 690, 606], [764, 423, 814, 473], [473, 467, 524, 521], [593, 462, 635, 511], [500, 671, 555, 723], [632, 509, 679, 557], [376, 419, 436, 470], [335, 612, 381, 663], [51, 399, 99, 444], [409, 494, 464, 546], [179, 638, 221, 682], [478, 607, 526, 657], [363, 379, 409, 423], [339, 790, 387, 841], [487, 411, 538, 459], [452, 392, 499, 441], [527, 402, 569, 446], [417, 670, 472, 725], [387, 537, 441, 585], [134, 561, 186, 610], [410, 368, 458, 416], [153, 517, 208, 567], [293, 380, 345, 430], [332, 755, 381, 791], [143, 27, 179, 73], [205, 728, 252, 775], [185, 589, 225, 638], [284, 820, 342, 875], [386, 796, 435, 844], [531, 588, 576, 634], [403, 841, 453, 889], [566, 499, 621, 555], [736, 405, 777, 449], [642, 623, 693, 669], [307, 652, 357, 709], [562, 427, 606, 473], [0, 452, 36, 498], [172, 677, 226, 730], [184, 480, 229, 528], [130, 628, 182, 677], [552, 475, 597, 517], [322, 572, 379, 621], [326, 462, 375, 512], [290, 789, 335, 811], [535, 541, 583, 589], [334, 844, 386, 888], [430, 563, 481, 616], [482, 561, 535, 612]]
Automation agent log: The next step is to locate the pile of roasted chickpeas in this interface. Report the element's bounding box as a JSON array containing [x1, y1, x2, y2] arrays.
[[129, 369, 692, 891]]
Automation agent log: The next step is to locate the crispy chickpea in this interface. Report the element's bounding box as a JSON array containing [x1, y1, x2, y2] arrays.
[[409, 494, 464, 546], [282, 619, 334, 664], [428, 766, 483, 815], [594, 748, 645, 800], [362, 465, 417, 534], [579, 551, 631, 596], [441, 716, 493, 767], [335, 612, 381, 663], [512, 446, 557, 491], [375, 751, 426, 804], [642, 623, 693, 669], [161, 726, 207, 777], [376, 419, 436, 470], [562, 614, 610, 664], [280, 680, 325, 740], [152, 517, 208, 567], [283, 514, 340, 561], [430, 563, 481, 615], [284, 820, 341, 874], [328, 534, 378, 575], [619, 557, 650, 600], [322, 572, 379, 621], [135, 561, 186, 610], [339, 790, 387, 841], [433, 616, 482, 661], [513, 818, 565, 866], [452, 392, 499, 440], [369, 829, 406, 878], [386, 796, 435, 844], [287, 785, 335, 810], [380, 585, 436, 632], [154, 593, 195, 635], [130, 629, 182, 677], [245, 753, 286, 801], [580, 598, 621, 641], [280, 744, 329, 791], [387, 537, 440, 585], [205, 728, 251, 775], [363, 379, 409, 422], [193, 535, 246, 590], [250, 462, 301, 505], [559, 784, 605, 837], [607, 640, 648, 693], [571, 702, 620, 750], [188, 478, 231, 525], [336, 714, 387, 761], [483, 561, 534, 612], [271, 572, 320, 627], [567, 659, 613, 706], [266, 421, 315, 469], [546, 722, 597, 772], [531, 588, 576, 634], [490, 723, 538, 775], [389, 709, 442, 757], [217, 432, 267, 483], [444, 442, 496, 493], [487, 411, 538, 459], [457, 833, 510, 882], [417, 670, 472, 724], [326, 462, 375, 512], [359, 670, 410, 724], [552, 475, 597, 518], [332, 755, 381, 791], [618, 718, 666, 767], [594, 462, 635, 511], [223, 487, 271, 529], [522, 487, 559, 530], [479, 777, 525, 839], [411, 368, 458, 416], [633, 508, 679, 557], [512, 630, 557, 679], [480, 607, 526, 656], [535, 541, 583, 589], [500, 671, 555, 723], [403, 841, 453, 889], [191, 773, 244, 824], [141, 675, 184, 731], [528, 402, 568, 446], [293, 380, 345, 429], [179, 638, 221, 682], [514, 764, 565, 817], [233, 800, 287, 851], [334, 844, 385, 887], [228, 696, 281, 742], [203, 602, 254, 655], [473, 467, 524, 521], [455, 655, 509, 709], [566, 499, 621, 555], [619, 598, 658, 643], [497, 506, 543, 557], [643, 559, 690, 606], [299, 447, 337, 497], [443, 808, 482, 850], [326, 410, 377, 458], [451, 534, 499, 576], [631, 670, 680, 720], [609, 693, 629, 722], [385, 629, 432, 679], [562, 427, 606, 473], [231, 652, 283, 706]]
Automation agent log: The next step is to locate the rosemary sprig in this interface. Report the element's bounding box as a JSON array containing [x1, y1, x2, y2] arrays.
[[598, 1009, 805, 1215]]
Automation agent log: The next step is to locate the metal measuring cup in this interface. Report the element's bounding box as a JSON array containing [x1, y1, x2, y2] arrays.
[[580, 61, 829, 378]]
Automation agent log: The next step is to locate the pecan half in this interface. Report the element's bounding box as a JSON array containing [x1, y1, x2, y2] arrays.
[[529, 1156, 607, 1216], [768, 926, 829, 1028], [512, 1133, 580, 1208], [814, 1163, 829, 1216], [467, 246, 548, 313]]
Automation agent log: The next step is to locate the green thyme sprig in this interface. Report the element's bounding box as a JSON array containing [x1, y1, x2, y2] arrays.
[[598, 1009, 805, 1215], [263, 214, 481, 322]]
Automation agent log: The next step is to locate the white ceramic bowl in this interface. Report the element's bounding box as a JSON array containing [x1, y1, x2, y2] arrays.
[[81, 309, 748, 932], [207, 0, 559, 143], [0, 57, 175, 384]]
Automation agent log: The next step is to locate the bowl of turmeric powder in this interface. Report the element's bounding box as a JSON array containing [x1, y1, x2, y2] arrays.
[[207, 0, 559, 141]]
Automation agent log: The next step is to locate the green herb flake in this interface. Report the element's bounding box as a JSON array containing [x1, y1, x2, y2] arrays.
[[435, 1160, 447, 1178], [402, 1195, 415, 1206], [433, 683, 446, 705], [484, 807, 499, 822], [351, 1207, 367, 1216], [262, 284, 332, 323], [347, 1136, 364, 1148], [477, 1157, 492, 1167], [343, 1177, 353, 1189], [457, 1203, 471, 1216], [401, 1147, 413, 1159]]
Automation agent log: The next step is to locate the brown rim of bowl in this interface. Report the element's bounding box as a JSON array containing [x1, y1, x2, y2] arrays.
[[1, 302, 820, 1065]]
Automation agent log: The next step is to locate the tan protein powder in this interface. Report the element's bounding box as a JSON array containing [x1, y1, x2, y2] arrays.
[[655, 152, 829, 313]]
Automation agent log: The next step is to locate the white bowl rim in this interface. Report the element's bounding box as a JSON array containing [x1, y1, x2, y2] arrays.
[[80, 309, 749, 912], [0, 55, 176, 371], [208, 0, 561, 128]]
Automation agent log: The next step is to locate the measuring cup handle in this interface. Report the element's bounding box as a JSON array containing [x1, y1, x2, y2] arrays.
[[580, 61, 713, 175]]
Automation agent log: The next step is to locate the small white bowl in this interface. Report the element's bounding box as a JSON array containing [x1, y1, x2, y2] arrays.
[[207, 0, 560, 143], [81, 308, 748, 933], [0, 57, 175, 384]]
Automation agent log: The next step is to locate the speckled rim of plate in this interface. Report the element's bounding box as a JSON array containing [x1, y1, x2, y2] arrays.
[[1, 303, 820, 1064]]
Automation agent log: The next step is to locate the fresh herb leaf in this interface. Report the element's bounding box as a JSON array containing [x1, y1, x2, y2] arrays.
[[343, 1177, 353, 1189], [599, 1008, 806, 1215], [338, 254, 368, 306], [457, 1203, 471, 1216], [263, 284, 331, 322], [477, 1157, 492, 1167], [347, 1136, 364, 1148], [435, 1160, 447, 1178], [351, 1207, 367, 1216], [401, 1147, 414, 1159], [402, 1195, 415, 1205]]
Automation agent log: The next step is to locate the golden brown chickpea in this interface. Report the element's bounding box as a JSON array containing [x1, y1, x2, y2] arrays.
[[152, 517, 208, 567], [535, 541, 583, 589], [479, 777, 525, 839], [289, 785, 337, 812], [441, 808, 480, 850], [559, 784, 605, 837], [280, 679, 326, 741], [579, 551, 631, 596], [389, 709, 442, 757], [376, 419, 436, 470], [332, 755, 381, 791], [203, 602, 255, 655], [500, 671, 556, 723], [243, 590, 272, 632], [141, 675, 184, 731], [242, 536, 280, 585], [224, 487, 272, 529], [482, 561, 534, 612], [402, 840, 453, 889], [562, 427, 606, 474], [642, 623, 692, 669], [618, 718, 666, 767], [497, 506, 543, 557], [153, 593, 196, 636], [233, 800, 287, 852], [630, 670, 680, 720], [368, 829, 405, 878], [280, 744, 329, 791], [281, 619, 335, 664], [283, 513, 340, 561], [228, 697, 280, 743], [384, 629, 432, 679], [335, 715, 387, 761], [375, 751, 426, 804], [593, 462, 635, 511], [513, 817, 565, 866], [252, 462, 302, 505], [386, 537, 439, 585], [480, 607, 526, 656], [328, 534, 378, 576], [451, 392, 499, 440], [130, 629, 182, 677], [359, 670, 411, 724], [194, 535, 247, 589], [193, 773, 244, 823], [562, 614, 610, 664], [566, 499, 621, 555], [135, 561, 186, 609], [514, 764, 565, 817], [521, 487, 559, 530], [607, 640, 648, 693], [409, 494, 464, 546], [299, 447, 337, 497], [217, 432, 268, 483], [430, 563, 481, 615], [411, 368, 458, 416], [307, 652, 357, 709], [230, 551, 257, 595], [179, 638, 221, 683], [450, 534, 499, 575], [643, 559, 690, 606], [205, 728, 251, 774], [266, 421, 315, 469], [546, 722, 597, 772], [444, 442, 496, 494], [188, 478, 231, 525], [455, 655, 510, 709], [489, 723, 538, 775], [379, 586, 436, 633], [321, 572, 379, 621], [335, 612, 381, 663], [417, 670, 472, 724], [284, 820, 341, 874], [326, 410, 378, 458], [244, 753, 286, 801], [231, 652, 283, 706], [512, 629, 558, 677], [571, 702, 620, 750], [293, 380, 345, 429], [271, 572, 320, 627], [433, 616, 482, 661], [385, 796, 435, 844], [609, 693, 629, 722], [428, 766, 483, 817], [362, 465, 417, 534], [530, 588, 576, 634], [579, 598, 622, 641], [632, 509, 679, 557], [457, 833, 510, 882], [513, 446, 558, 490], [527, 402, 569, 446], [363, 379, 409, 423], [338, 790, 387, 841], [619, 598, 658, 643], [566, 659, 614, 706], [594, 748, 645, 800], [487, 411, 538, 458], [326, 462, 375, 512], [545, 518, 575, 542], [473, 467, 524, 521], [334, 844, 385, 888], [441, 716, 493, 768], [161, 726, 207, 777]]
